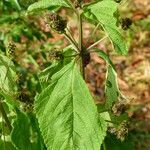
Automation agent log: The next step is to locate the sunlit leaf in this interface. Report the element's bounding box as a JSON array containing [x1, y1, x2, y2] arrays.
[[39, 46, 75, 89], [35, 61, 107, 150], [28, 0, 71, 12], [84, 0, 128, 55], [0, 54, 17, 94]]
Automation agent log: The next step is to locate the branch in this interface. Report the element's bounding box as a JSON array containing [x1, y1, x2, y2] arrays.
[[78, 12, 85, 79], [78, 13, 83, 51]]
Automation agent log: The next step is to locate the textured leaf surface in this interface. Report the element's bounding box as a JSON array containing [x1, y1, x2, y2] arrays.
[[0, 54, 17, 94], [39, 61, 63, 90], [35, 61, 107, 150], [85, 0, 128, 55], [39, 46, 75, 89], [39, 45, 75, 89], [28, 0, 71, 12]]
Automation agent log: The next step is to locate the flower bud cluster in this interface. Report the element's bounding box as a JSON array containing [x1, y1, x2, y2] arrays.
[[49, 51, 64, 60], [121, 18, 132, 30], [49, 13, 67, 33], [8, 43, 16, 56], [74, 0, 82, 8], [109, 121, 128, 141]]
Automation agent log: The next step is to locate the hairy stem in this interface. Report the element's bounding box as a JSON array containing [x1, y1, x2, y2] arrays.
[[0, 101, 12, 131], [87, 36, 108, 51]]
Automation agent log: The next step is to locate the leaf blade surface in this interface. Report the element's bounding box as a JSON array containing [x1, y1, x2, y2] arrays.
[[35, 61, 107, 150]]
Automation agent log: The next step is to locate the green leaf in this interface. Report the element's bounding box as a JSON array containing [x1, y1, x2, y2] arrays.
[[62, 45, 76, 65], [11, 109, 46, 150], [39, 46, 75, 89], [0, 13, 19, 24], [39, 61, 63, 90], [0, 54, 17, 94], [109, 113, 128, 125], [11, 109, 32, 150], [18, 0, 38, 9], [96, 49, 119, 108], [35, 61, 107, 150], [27, 0, 71, 12], [105, 66, 119, 108], [84, 0, 128, 55], [0, 139, 16, 150], [9, 0, 21, 11], [28, 113, 46, 150], [95, 50, 119, 112], [96, 49, 115, 70]]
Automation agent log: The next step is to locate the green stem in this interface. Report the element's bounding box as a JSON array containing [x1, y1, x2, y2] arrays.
[[87, 36, 108, 51], [64, 32, 80, 52], [0, 101, 12, 131], [102, 141, 107, 150], [66, 0, 85, 78], [66, 27, 78, 47], [78, 11, 85, 79], [78, 13, 83, 51], [65, 54, 79, 58], [2, 117, 6, 149]]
